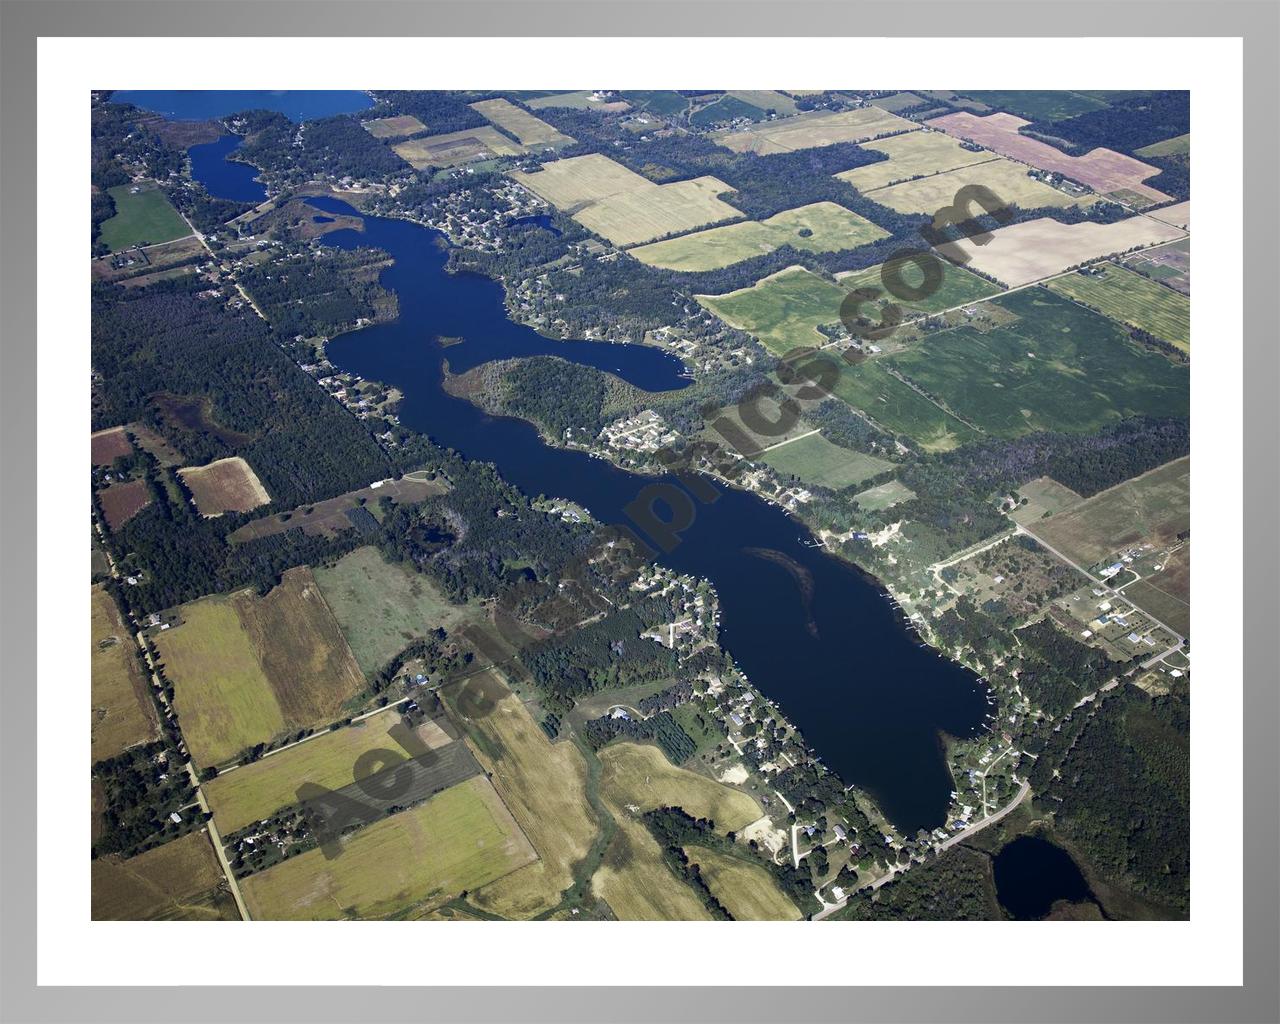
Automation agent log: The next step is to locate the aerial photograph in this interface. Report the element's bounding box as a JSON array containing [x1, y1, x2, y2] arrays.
[[89, 88, 1190, 923]]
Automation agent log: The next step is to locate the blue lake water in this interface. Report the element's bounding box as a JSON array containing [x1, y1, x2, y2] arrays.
[[188, 136, 267, 203], [167, 83, 993, 828], [297, 194, 991, 833], [112, 90, 373, 122], [993, 835, 1098, 919]]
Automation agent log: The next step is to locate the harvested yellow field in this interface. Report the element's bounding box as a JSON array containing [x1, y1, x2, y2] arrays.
[[599, 742, 762, 831], [1147, 200, 1190, 231], [685, 846, 802, 920], [511, 153, 743, 247], [204, 711, 453, 835], [92, 830, 235, 921], [592, 812, 714, 921], [837, 130, 996, 192], [511, 153, 645, 206], [91, 584, 157, 761], [589, 742, 762, 920], [862, 157, 1097, 215], [714, 106, 916, 155], [469, 98, 575, 148], [361, 114, 427, 140], [629, 201, 888, 272], [459, 680, 599, 919], [229, 566, 365, 728], [241, 775, 536, 920], [393, 126, 524, 170], [942, 214, 1188, 288]]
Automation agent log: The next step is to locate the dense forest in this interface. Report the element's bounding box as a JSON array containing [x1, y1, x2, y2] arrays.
[[835, 845, 999, 920], [1027, 687, 1190, 915], [236, 246, 397, 338], [235, 110, 410, 185], [91, 276, 394, 508]]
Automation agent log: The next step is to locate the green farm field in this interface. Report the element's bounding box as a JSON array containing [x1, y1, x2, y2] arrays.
[[832, 359, 978, 452], [836, 259, 1001, 316], [314, 545, 476, 678], [98, 184, 190, 252], [1136, 134, 1190, 158], [153, 597, 285, 768], [885, 289, 1189, 438], [620, 91, 690, 117], [956, 90, 1111, 121], [696, 266, 846, 355], [1045, 265, 1190, 352], [760, 431, 895, 491], [241, 775, 536, 920], [204, 711, 454, 835], [630, 202, 887, 272]]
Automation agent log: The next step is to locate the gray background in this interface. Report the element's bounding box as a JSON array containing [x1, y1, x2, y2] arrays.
[[1, 2, 1275, 1021]]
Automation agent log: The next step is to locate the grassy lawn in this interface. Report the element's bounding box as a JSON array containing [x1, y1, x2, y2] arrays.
[[760, 431, 895, 491], [631, 202, 887, 272], [99, 184, 190, 251], [886, 289, 1189, 438], [853, 479, 917, 511], [836, 258, 1001, 316], [670, 702, 727, 757], [313, 545, 475, 678], [241, 775, 536, 920], [696, 265, 847, 354], [1045, 265, 1189, 353]]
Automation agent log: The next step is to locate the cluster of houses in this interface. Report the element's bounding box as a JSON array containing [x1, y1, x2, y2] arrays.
[[422, 181, 549, 252], [598, 409, 680, 456], [632, 565, 717, 659]]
